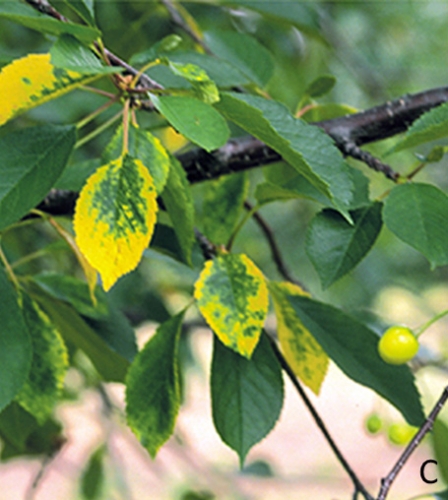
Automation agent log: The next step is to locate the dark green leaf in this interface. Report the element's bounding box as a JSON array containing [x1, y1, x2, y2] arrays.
[[150, 94, 230, 152], [211, 333, 283, 465], [81, 446, 105, 500], [383, 183, 448, 268], [204, 30, 274, 87], [0, 125, 76, 231], [306, 202, 383, 288], [0, 269, 32, 412], [125, 311, 185, 458], [0, 2, 100, 43], [304, 75, 336, 99], [203, 173, 248, 245], [50, 34, 118, 74], [287, 295, 425, 426], [160, 156, 195, 265], [0, 403, 63, 460], [216, 93, 354, 219], [55, 158, 101, 191], [84, 304, 137, 363]]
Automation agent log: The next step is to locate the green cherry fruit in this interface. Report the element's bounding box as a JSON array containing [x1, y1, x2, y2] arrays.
[[387, 423, 418, 446], [378, 325, 419, 365], [365, 413, 383, 435]]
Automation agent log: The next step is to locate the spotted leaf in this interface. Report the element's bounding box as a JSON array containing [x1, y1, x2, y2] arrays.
[[194, 254, 268, 358], [0, 53, 103, 127], [15, 295, 69, 424], [74, 154, 158, 291], [268, 281, 328, 395]]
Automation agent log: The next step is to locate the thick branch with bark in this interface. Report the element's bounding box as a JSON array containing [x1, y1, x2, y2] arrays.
[[36, 85, 448, 215]]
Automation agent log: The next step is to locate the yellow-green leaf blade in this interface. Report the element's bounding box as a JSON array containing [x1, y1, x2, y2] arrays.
[[0, 53, 103, 127], [194, 254, 268, 358], [15, 295, 69, 424], [268, 281, 328, 395], [74, 154, 158, 291]]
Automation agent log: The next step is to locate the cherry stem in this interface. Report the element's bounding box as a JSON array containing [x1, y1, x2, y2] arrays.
[[415, 308, 448, 338]]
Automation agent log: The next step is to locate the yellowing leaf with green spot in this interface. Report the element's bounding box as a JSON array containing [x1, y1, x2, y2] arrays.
[[194, 253, 268, 358], [74, 154, 158, 291], [0, 53, 103, 127], [15, 295, 69, 424], [268, 281, 329, 395]]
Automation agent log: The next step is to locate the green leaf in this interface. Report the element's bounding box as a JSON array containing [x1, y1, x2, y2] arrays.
[[226, 1, 320, 35], [389, 101, 448, 154], [32, 273, 108, 319], [34, 295, 129, 382], [61, 0, 96, 27], [211, 333, 283, 466], [168, 52, 251, 88], [149, 94, 230, 152], [15, 295, 69, 424], [432, 419, 448, 485], [50, 34, 118, 74], [129, 35, 183, 66], [306, 202, 383, 289], [165, 59, 219, 104], [125, 311, 185, 458], [268, 281, 328, 395], [383, 183, 448, 268], [304, 75, 336, 99], [194, 253, 268, 358], [0, 403, 63, 460], [103, 124, 171, 195], [0, 1, 100, 43], [216, 93, 354, 219], [0, 269, 32, 412], [55, 158, 102, 191], [204, 30, 274, 88], [203, 173, 248, 245], [287, 295, 425, 427], [74, 153, 158, 291], [160, 156, 195, 265], [83, 305, 137, 363], [0, 125, 76, 231], [81, 446, 105, 500]]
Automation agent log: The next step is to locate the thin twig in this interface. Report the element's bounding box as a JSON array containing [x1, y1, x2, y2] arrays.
[[266, 333, 374, 500], [376, 386, 448, 500], [243, 201, 308, 290]]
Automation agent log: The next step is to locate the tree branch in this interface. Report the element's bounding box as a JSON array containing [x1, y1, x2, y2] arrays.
[[376, 386, 448, 500]]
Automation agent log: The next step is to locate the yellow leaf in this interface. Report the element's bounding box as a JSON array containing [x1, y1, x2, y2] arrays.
[[194, 253, 268, 358], [268, 281, 329, 395], [74, 154, 158, 291], [0, 53, 101, 127]]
